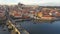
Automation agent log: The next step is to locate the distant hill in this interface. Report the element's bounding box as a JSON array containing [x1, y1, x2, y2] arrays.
[[39, 3, 60, 6]]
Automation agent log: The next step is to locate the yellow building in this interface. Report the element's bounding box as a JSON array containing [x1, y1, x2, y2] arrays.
[[37, 12, 43, 18]]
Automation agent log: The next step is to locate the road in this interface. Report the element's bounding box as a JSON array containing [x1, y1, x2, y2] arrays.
[[0, 8, 12, 34], [0, 24, 10, 34]]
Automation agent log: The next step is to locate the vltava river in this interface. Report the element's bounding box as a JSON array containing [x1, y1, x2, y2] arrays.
[[17, 21, 60, 34]]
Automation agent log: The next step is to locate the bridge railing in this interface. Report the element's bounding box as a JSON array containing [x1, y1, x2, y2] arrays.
[[6, 20, 21, 34]]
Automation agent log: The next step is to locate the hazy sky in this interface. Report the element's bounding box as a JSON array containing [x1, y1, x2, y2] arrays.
[[0, 0, 60, 5]]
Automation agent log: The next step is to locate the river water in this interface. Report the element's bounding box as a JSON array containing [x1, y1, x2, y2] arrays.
[[17, 20, 60, 34]]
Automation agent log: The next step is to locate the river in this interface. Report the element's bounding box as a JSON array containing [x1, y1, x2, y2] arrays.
[[16, 20, 60, 34]]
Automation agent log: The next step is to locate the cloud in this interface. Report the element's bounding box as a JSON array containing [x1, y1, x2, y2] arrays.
[[0, 0, 60, 5], [17, 0, 60, 5], [0, 0, 19, 5]]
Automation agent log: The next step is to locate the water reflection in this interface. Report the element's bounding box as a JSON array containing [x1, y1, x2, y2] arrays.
[[17, 20, 60, 34], [32, 20, 55, 24]]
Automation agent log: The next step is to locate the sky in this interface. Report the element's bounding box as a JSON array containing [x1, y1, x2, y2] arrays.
[[0, 0, 60, 5]]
